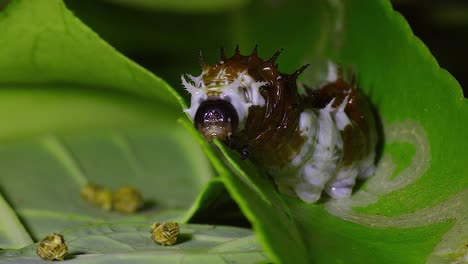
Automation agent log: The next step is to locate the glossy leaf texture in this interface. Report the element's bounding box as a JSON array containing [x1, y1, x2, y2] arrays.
[[0, 223, 267, 263], [0, 0, 214, 250], [182, 0, 467, 263]]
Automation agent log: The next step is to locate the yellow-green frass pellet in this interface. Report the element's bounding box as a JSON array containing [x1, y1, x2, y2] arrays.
[[150, 222, 179, 246], [112, 186, 143, 214], [36, 233, 68, 261]]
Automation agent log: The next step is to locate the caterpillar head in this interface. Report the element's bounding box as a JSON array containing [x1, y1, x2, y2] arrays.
[[182, 46, 269, 141], [193, 99, 239, 141], [182, 46, 308, 157]]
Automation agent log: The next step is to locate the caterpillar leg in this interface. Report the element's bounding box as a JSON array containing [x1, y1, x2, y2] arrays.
[[325, 166, 358, 199]]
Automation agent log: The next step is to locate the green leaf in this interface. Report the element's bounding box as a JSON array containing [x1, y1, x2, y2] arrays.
[[0, 0, 213, 248], [0, 223, 268, 263], [0, 130, 214, 242], [185, 0, 468, 263], [0, 0, 186, 141], [0, 0, 183, 107], [2, 0, 466, 262], [0, 194, 33, 249]]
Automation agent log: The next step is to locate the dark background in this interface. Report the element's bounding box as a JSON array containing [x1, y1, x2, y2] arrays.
[[62, 0, 468, 98], [2, 0, 466, 96], [393, 0, 468, 97]]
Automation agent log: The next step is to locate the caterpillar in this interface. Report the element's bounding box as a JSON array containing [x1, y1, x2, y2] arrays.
[[182, 46, 377, 203]]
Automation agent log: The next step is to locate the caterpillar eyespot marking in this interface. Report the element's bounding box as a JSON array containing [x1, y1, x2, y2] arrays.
[[182, 46, 378, 203]]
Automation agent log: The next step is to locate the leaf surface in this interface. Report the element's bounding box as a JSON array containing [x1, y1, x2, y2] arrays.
[[0, 223, 267, 263], [0, 0, 212, 248]]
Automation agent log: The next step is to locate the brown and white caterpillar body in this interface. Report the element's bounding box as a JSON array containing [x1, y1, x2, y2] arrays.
[[182, 47, 377, 203]]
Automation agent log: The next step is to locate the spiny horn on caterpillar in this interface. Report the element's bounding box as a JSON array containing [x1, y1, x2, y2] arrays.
[[199, 50, 208, 70], [269, 48, 283, 66], [219, 47, 227, 61]]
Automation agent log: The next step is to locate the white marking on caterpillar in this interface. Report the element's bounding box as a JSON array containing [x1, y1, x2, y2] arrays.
[[274, 97, 370, 203], [335, 95, 351, 130], [182, 71, 267, 129]]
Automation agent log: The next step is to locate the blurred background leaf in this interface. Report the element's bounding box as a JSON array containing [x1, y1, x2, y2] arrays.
[[0, 0, 213, 249]]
